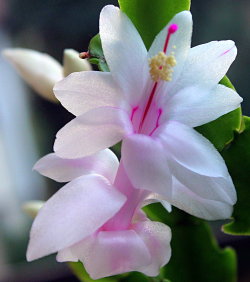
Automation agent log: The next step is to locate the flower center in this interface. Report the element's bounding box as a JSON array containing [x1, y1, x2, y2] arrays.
[[138, 23, 178, 132]]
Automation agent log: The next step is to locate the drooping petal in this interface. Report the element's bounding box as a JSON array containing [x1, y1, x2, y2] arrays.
[[54, 71, 125, 116], [26, 174, 126, 261], [148, 11, 192, 88], [3, 48, 62, 102], [78, 230, 151, 279], [164, 177, 234, 220], [63, 49, 92, 77], [100, 5, 148, 105], [171, 40, 237, 93], [33, 149, 119, 183], [134, 220, 172, 276], [122, 134, 172, 198], [158, 121, 236, 203], [166, 84, 242, 127], [54, 106, 132, 159]]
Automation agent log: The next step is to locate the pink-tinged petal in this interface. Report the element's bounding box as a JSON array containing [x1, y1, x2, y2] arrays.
[[158, 122, 236, 204], [166, 177, 234, 220], [173, 40, 237, 93], [78, 230, 151, 279], [142, 194, 172, 213], [100, 5, 148, 105], [167, 85, 242, 127], [56, 247, 78, 262], [26, 175, 126, 261], [134, 220, 172, 276], [122, 134, 172, 198], [148, 11, 192, 90], [54, 106, 132, 159], [33, 149, 119, 183], [54, 71, 126, 116]]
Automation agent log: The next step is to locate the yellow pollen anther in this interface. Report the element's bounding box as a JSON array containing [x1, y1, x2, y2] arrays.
[[149, 51, 176, 82]]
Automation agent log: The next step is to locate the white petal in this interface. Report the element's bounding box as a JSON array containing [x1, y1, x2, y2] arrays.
[[54, 106, 132, 159], [172, 40, 237, 93], [122, 134, 172, 198], [81, 230, 151, 279], [54, 71, 125, 116], [63, 49, 92, 77], [26, 174, 126, 261], [149, 11, 192, 88], [100, 5, 148, 105], [167, 84, 242, 127], [158, 122, 236, 204], [33, 149, 119, 183], [3, 48, 62, 102], [134, 220, 172, 276], [167, 177, 234, 220]]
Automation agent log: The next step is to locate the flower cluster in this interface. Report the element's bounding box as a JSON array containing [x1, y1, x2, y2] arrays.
[[25, 5, 242, 279]]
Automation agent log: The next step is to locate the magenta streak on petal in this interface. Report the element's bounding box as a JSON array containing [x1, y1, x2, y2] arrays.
[[219, 45, 234, 57], [149, 108, 163, 136], [138, 24, 178, 133]]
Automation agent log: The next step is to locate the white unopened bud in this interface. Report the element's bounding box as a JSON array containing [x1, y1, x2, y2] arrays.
[[2, 48, 63, 102], [63, 49, 92, 77], [22, 200, 44, 218]]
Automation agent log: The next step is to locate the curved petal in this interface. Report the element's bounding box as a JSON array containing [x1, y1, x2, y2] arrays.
[[3, 48, 62, 102], [167, 85, 242, 127], [122, 134, 172, 198], [54, 106, 132, 158], [100, 5, 148, 105], [172, 40, 237, 93], [159, 121, 230, 177], [26, 174, 126, 261], [33, 149, 119, 183], [54, 71, 125, 116], [148, 11, 192, 90], [78, 230, 151, 279], [134, 220, 172, 276], [165, 177, 234, 220]]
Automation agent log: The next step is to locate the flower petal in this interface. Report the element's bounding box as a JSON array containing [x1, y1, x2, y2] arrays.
[[3, 48, 62, 102], [54, 106, 132, 158], [148, 11, 192, 87], [100, 5, 148, 105], [164, 177, 234, 220], [26, 174, 126, 261], [167, 84, 242, 127], [134, 220, 172, 276], [122, 134, 172, 198], [158, 122, 236, 203], [33, 149, 119, 183], [54, 71, 125, 116], [172, 40, 237, 93]]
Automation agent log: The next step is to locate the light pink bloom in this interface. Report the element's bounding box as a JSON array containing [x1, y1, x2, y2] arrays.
[[28, 149, 171, 279], [53, 5, 242, 220]]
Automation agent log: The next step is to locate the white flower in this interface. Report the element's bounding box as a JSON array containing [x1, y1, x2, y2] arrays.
[[53, 5, 242, 219]]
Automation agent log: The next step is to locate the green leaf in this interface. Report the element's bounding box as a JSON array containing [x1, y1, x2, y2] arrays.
[[144, 204, 237, 282], [221, 116, 250, 235], [88, 34, 109, 72], [118, 0, 191, 49], [196, 76, 243, 151]]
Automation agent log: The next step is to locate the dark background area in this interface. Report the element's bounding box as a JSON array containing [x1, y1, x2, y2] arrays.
[[0, 0, 249, 281]]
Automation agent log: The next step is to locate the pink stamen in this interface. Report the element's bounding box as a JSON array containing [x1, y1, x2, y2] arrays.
[[130, 106, 138, 122], [139, 23, 178, 132], [163, 24, 178, 54], [149, 108, 163, 136]]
